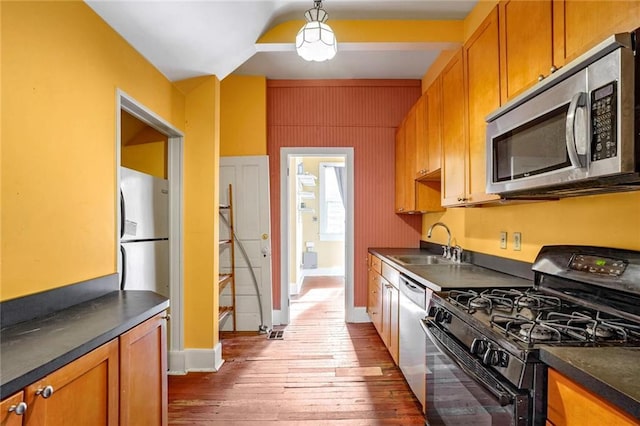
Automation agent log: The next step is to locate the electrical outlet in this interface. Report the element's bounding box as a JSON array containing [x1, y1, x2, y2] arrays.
[[500, 231, 507, 249], [514, 232, 522, 251]]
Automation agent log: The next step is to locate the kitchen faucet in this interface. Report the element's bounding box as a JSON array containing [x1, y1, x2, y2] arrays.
[[427, 222, 452, 259]]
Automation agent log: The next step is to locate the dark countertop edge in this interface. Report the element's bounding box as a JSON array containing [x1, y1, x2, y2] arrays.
[[0, 292, 169, 399], [539, 348, 640, 420]]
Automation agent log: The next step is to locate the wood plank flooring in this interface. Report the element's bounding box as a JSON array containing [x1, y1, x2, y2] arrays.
[[168, 276, 425, 425]]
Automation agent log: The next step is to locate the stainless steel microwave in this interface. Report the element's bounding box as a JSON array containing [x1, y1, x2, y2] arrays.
[[486, 32, 640, 198]]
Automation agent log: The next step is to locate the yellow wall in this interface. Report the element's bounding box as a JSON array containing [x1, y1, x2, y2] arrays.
[[220, 75, 267, 156], [421, 0, 640, 262], [179, 76, 220, 347], [423, 192, 640, 262], [2, 1, 220, 351], [122, 141, 167, 179], [1, 0, 184, 299]]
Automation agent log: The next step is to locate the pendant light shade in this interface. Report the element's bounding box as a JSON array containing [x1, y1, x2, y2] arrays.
[[296, 1, 337, 62]]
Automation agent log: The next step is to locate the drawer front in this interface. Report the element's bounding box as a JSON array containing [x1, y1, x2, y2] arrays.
[[370, 255, 382, 275]]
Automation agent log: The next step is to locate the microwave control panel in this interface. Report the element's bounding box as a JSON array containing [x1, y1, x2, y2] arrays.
[[590, 81, 617, 161]]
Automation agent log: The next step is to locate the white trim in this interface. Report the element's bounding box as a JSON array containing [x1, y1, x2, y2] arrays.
[[170, 345, 224, 373], [346, 307, 370, 323], [280, 148, 355, 325], [116, 89, 185, 361], [272, 309, 283, 326], [318, 162, 346, 242]]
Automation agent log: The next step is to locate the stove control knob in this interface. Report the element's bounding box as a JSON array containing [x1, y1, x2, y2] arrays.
[[434, 308, 451, 324], [483, 348, 499, 366], [470, 338, 488, 356]]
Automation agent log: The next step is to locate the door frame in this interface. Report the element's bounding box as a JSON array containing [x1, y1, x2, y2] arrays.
[[116, 90, 184, 369], [280, 147, 355, 324]]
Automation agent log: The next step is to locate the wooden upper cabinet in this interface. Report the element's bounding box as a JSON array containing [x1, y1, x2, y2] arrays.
[[553, 0, 640, 67], [414, 95, 429, 179], [441, 49, 467, 207], [464, 6, 501, 205], [426, 77, 443, 176], [394, 122, 407, 213], [499, 0, 554, 103]]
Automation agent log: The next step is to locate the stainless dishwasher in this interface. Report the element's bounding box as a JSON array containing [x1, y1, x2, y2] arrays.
[[398, 273, 427, 412]]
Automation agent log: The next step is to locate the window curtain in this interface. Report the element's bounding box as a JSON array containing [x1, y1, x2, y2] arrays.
[[332, 165, 346, 208]]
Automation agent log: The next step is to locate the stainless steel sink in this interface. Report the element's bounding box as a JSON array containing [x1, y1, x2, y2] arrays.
[[388, 254, 457, 265]]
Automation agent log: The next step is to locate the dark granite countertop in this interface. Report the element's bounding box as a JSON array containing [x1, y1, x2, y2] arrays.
[[369, 247, 533, 291], [0, 290, 169, 399], [540, 346, 640, 420]]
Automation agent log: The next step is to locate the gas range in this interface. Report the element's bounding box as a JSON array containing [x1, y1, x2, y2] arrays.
[[422, 245, 640, 425]]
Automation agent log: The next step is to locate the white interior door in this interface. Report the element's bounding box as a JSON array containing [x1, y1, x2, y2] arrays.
[[219, 156, 273, 331]]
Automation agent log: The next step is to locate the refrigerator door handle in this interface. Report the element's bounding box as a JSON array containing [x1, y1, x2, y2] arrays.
[[120, 190, 125, 239], [120, 245, 127, 290]]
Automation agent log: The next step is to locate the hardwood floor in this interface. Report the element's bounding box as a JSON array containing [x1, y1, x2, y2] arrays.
[[168, 276, 424, 425]]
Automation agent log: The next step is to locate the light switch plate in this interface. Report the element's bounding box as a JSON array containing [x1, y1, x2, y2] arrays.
[[500, 231, 507, 249], [514, 232, 522, 251]]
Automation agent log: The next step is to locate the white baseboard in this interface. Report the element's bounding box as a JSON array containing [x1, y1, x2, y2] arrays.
[[302, 267, 345, 277], [167, 343, 224, 375], [346, 306, 370, 323], [272, 309, 282, 326]]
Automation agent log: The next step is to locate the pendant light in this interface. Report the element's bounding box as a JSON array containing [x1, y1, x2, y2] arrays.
[[296, 0, 337, 62]]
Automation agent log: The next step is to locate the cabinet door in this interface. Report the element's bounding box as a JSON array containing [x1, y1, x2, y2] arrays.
[[499, 0, 554, 102], [426, 76, 442, 175], [553, 0, 640, 67], [441, 49, 467, 207], [415, 95, 429, 179], [394, 123, 407, 213], [464, 6, 501, 205], [1, 391, 26, 426], [388, 284, 399, 365], [547, 368, 639, 426], [24, 339, 119, 425], [120, 313, 168, 426], [367, 268, 383, 335], [403, 108, 418, 210]]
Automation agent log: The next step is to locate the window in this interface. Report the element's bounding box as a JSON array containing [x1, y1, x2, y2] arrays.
[[319, 162, 345, 241]]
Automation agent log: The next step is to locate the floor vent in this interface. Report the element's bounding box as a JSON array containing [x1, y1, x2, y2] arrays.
[[267, 329, 284, 340]]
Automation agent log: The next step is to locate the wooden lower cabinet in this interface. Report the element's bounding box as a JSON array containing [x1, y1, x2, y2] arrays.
[[382, 279, 399, 364], [2, 313, 167, 425], [1, 391, 26, 426], [120, 313, 168, 426], [367, 266, 383, 335], [24, 339, 119, 425], [367, 254, 400, 365], [547, 368, 639, 426]]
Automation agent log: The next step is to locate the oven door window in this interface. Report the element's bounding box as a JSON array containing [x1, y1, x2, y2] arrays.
[[493, 104, 571, 182], [424, 322, 526, 426]]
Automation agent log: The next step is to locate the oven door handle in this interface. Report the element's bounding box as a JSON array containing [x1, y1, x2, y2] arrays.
[[420, 319, 516, 407]]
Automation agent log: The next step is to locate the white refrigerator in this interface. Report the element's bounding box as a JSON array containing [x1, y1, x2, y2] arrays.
[[119, 167, 170, 297]]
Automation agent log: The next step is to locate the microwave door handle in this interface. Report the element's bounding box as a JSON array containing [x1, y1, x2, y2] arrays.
[[565, 92, 588, 168]]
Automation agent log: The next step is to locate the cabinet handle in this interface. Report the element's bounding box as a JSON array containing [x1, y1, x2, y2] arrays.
[[8, 402, 27, 416], [162, 313, 171, 321], [457, 197, 468, 202], [550, 65, 558, 73], [537, 74, 545, 82], [36, 385, 54, 399]]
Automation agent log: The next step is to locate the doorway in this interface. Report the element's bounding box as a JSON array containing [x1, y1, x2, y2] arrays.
[[116, 90, 184, 371], [280, 148, 355, 325]]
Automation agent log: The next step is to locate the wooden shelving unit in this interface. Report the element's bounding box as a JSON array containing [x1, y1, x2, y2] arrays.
[[218, 184, 236, 331]]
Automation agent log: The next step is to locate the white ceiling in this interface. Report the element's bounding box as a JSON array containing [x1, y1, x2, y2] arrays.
[[86, 0, 477, 82]]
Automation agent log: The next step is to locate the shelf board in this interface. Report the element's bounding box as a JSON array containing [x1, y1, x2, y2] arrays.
[[297, 174, 317, 186], [218, 274, 232, 292], [219, 306, 233, 322], [299, 191, 315, 199], [219, 204, 231, 209], [416, 168, 441, 182], [218, 239, 232, 245]]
